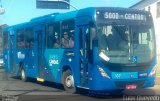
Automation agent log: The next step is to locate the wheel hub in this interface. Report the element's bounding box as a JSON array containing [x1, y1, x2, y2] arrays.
[[21, 70, 25, 80], [65, 75, 74, 88]]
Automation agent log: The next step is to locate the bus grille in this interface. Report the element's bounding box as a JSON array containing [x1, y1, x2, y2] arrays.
[[108, 65, 150, 72]]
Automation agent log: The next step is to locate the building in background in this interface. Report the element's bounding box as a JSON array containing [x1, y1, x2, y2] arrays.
[[0, 24, 7, 53], [130, 0, 160, 57]]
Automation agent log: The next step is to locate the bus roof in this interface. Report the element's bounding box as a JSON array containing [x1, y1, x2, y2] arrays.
[[3, 7, 151, 31]]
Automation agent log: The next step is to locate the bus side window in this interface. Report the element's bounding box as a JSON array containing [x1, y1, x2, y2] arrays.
[[53, 22, 60, 48], [46, 25, 54, 48], [46, 23, 60, 49], [17, 29, 25, 49], [25, 28, 34, 48], [61, 19, 75, 48]]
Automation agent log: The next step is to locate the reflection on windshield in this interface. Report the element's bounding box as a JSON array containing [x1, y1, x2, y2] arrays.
[[97, 25, 155, 64]]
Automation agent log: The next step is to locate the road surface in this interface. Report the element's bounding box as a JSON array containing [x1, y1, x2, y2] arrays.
[[0, 68, 160, 101]]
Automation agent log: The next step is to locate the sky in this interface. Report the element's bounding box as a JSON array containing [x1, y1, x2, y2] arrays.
[[0, 0, 141, 25]]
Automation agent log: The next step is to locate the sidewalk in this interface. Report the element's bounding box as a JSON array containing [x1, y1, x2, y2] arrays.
[[156, 77, 160, 85], [156, 66, 160, 85], [156, 59, 160, 85]]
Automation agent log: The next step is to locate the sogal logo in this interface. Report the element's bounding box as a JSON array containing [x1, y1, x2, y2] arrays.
[[49, 55, 59, 66]]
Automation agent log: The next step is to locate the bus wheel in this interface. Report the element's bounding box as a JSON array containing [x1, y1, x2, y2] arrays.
[[62, 70, 76, 93], [20, 68, 27, 82]]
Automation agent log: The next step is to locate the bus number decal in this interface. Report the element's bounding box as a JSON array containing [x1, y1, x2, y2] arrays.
[[104, 12, 146, 21], [17, 52, 25, 59], [49, 55, 59, 66], [49, 59, 59, 66]]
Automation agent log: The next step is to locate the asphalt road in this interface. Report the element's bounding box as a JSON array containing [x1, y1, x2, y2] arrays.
[[0, 68, 160, 101]]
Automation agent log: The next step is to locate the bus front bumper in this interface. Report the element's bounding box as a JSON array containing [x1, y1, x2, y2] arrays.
[[88, 76, 155, 91]]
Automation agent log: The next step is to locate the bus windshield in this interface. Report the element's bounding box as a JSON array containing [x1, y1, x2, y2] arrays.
[[97, 24, 155, 65]]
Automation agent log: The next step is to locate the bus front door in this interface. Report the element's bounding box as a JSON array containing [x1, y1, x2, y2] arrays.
[[79, 27, 89, 85]]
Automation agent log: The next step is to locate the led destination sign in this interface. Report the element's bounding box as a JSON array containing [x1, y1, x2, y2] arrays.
[[103, 12, 147, 21]]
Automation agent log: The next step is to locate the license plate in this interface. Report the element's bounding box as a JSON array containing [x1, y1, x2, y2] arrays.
[[126, 84, 137, 90]]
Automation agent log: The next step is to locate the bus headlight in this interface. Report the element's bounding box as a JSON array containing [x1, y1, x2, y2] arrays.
[[97, 66, 110, 79], [148, 66, 157, 77], [99, 52, 110, 62]]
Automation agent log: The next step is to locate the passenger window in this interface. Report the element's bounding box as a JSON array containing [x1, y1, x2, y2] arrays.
[[25, 28, 34, 48], [17, 29, 25, 49], [16, 28, 34, 49], [53, 23, 60, 48], [46, 22, 60, 49], [61, 19, 75, 48]]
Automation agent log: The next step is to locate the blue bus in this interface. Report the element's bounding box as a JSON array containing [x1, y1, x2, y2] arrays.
[[2, 7, 156, 93]]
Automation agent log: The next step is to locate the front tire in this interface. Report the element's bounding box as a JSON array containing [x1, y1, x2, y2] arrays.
[[62, 70, 76, 93]]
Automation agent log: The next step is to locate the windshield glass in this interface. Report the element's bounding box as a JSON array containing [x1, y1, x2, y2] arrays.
[[97, 24, 155, 64]]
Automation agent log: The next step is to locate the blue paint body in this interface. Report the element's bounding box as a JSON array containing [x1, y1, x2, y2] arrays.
[[2, 7, 156, 91]]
